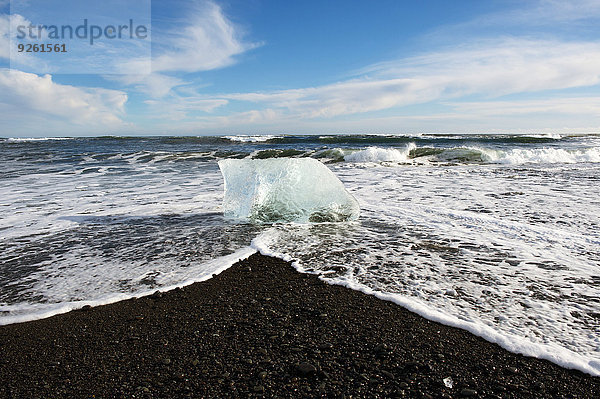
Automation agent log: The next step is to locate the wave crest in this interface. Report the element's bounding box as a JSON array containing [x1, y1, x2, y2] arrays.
[[344, 144, 416, 163], [494, 147, 600, 164]]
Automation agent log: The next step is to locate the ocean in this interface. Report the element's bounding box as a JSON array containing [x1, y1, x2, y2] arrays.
[[1, 134, 599, 375]]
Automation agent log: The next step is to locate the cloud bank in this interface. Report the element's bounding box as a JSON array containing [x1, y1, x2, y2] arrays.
[[193, 39, 600, 127], [0, 69, 127, 127]]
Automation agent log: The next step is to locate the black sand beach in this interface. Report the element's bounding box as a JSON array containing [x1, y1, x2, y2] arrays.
[[0, 253, 598, 398]]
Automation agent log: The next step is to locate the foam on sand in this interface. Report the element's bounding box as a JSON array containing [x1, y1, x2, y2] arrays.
[[249, 161, 600, 377], [0, 247, 256, 325], [218, 158, 360, 223]]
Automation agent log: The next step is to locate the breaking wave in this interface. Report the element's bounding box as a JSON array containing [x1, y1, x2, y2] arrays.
[[492, 147, 600, 164], [343, 145, 600, 165], [224, 135, 283, 143], [344, 144, 416, 163]]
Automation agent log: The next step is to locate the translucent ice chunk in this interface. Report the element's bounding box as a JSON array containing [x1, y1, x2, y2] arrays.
[[218, 158, 360, 223]]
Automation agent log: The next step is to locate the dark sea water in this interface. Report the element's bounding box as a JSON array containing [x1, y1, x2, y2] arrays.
[[1, 133, 599, 375]]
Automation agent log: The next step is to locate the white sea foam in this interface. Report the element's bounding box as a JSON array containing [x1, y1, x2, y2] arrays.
[[254, 230, 599, 376], [0, 161, 224, 240], [5, 137, 74, 142], [344, 145, 600, 165], [493, 147, 600, 164], [439, 146, 600, 165], [0, 247, 255, 325], [344, 144, 416, 163], [250, 161, 600, 376], [3, 136, 600, 378], [223, 135, 281, 142], [525, 133, 563, 139]]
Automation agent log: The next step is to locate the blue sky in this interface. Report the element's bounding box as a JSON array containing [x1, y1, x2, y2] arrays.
[[1, 0, 600, 137]]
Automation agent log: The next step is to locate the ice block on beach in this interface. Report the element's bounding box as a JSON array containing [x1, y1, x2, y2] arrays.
[[218, 158, 360, 223]]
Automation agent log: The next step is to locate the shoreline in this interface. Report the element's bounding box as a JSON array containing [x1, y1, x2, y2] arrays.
[[0, 253, 598, 398]]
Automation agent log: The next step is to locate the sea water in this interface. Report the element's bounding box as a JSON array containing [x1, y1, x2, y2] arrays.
[[0, 134, 599, 375]]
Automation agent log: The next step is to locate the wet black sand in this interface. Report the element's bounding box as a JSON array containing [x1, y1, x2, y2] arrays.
[[0, 253, 598, 398]]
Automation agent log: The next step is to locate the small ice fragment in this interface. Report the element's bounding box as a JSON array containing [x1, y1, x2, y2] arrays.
[[443, 377, 454, 388]]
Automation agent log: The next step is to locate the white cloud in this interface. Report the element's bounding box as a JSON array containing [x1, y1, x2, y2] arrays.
[[421, 0, 600, 43], [142, 1, 600, 131], [0, 13, 29, 60], [224, 78, 443, 118], [151, 1, 258, 73], [154, 36, 600, 134], [0, 13, 9, 59], [144, 97, 228, 120], [0, 14, 131, 135], [115, 73, 186, 98], [212, 39, 600, 120], [0, 69, 127, 127], [0, 13, 55, 72], [538, 0, 600, 19], [177, 97, 600, 136], [112, 1, 259, 98], [446, 97, 600, 116], [368, 39, 600, 93], [486, 0, 600, 25]]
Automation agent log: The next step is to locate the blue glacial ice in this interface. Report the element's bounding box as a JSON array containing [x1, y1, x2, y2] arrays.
[[218, 158, 360, 223]]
